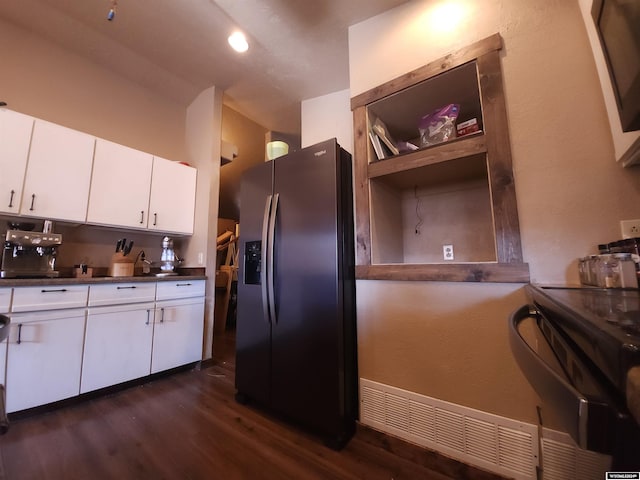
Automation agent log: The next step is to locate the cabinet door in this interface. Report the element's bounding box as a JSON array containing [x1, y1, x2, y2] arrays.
[[156, 279, 205, 301], [81, 303, 154, 393], [21, 119, 95, 222], [151, 298, 204, 374], [87, 139, 153, 229], [5, 310, 85, 413], [88, 282, 156, 307], [0, 339, 5, 386], [148, 157, 197, 234], [0, 109, 33, 215], [0, 288, 11, 312], [0, 287, 9, 385]]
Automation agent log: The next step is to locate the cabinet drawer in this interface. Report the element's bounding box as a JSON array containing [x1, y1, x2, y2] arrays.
[[0, 288, 11, 312], [156, 279, 205, 300], [88, 282, 156, 307], [11, 285, 89, 312]]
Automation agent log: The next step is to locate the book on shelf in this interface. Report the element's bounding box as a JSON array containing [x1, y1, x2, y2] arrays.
[[370, 116, 400, 156], [369, 131, 387, 160], [369, 131, 401, 161]]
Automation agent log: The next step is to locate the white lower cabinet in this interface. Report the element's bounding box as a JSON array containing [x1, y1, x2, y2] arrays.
[[81, 302, 155, 394], [151, 297, 205, 374], [0, 288, 11, 312], [5, 309, 86, 413], [0, 288, 9, 386], [2, 279, 204, 413]]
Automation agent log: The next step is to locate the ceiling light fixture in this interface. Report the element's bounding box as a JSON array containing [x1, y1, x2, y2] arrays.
[[228, 31, 249, 53]]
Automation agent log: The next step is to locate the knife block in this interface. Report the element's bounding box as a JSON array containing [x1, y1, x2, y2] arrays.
[[108, 253, 134, 277]]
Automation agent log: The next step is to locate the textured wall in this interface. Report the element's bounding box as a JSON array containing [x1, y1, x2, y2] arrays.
[[218, 105, 269, 220], [0, 19, 187, 161], [341, 0, 640, 425]]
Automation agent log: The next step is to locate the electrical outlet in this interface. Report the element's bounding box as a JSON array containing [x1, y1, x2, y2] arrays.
[[621, 219, 640, 239], [443, 244, 454, 261], [198, 252, 204, 265]]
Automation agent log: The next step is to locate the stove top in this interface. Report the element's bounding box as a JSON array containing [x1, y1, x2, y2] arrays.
[[542, 286, 640, 339], [527, 285, 640, 396]]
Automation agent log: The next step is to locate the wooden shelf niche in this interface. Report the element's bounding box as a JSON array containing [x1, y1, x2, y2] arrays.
[[351, 33, 529, 283]]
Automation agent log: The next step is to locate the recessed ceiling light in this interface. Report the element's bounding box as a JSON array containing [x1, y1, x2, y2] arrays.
[[228, 31, 249, 53]]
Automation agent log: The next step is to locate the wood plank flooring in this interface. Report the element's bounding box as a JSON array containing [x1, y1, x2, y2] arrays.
[[0, 331, 504, 480]]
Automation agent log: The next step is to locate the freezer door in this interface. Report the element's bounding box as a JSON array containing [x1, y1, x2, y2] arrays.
[[236, 161, 273, 405], [270, 139, 349, 436]]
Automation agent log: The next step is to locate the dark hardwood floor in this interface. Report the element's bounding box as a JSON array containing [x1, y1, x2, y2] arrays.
[[0, 331, 503, 480]]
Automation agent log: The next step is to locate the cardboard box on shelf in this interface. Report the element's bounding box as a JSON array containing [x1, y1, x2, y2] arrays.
[[456, 118, 480, 137]]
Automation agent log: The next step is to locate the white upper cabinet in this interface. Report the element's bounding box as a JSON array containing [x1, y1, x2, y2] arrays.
[[148, 156, 197, 235], [0, 109, 34, 215], [20, 119, 95, 222], [87, 138, 153, 229]]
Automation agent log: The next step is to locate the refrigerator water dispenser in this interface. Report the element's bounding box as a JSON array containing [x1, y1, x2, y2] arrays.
[[244, 241, 261, 284]]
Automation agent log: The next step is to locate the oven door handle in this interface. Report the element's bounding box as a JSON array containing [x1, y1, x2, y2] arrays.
[[508, 305, 591, 450]]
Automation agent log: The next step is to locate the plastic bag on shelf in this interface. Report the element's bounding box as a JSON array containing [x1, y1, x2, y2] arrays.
[[418, 104, 460, 147]]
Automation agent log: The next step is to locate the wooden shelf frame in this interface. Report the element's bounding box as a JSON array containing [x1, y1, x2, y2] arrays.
[[351, 33, 529, 283]]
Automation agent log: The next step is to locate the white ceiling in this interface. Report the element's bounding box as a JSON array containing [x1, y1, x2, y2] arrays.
[[0, 0, 407, 135]]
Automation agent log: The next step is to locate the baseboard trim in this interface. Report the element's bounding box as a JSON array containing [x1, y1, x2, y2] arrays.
[[360, 378, 538, 479], [356, 422, 509, 480]]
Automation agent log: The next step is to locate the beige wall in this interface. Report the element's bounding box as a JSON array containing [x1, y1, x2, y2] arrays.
[[301, 89, 353, 153], [0, 19, 187, 161], [337, 0, 640, 425], [219, 105, 269, 220]]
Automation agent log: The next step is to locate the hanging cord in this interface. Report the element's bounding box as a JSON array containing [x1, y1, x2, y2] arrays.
[[107, 0, 118, 21], [414, 185, 423, 235]]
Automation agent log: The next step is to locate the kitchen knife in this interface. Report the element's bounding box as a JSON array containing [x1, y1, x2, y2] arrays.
[[120, 238, 126, 252], [115, 239, 123, 253], [124, 241, 134, 256]]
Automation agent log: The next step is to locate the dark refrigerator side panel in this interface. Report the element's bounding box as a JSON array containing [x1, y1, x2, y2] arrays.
[[235, 161, 273, 406], [337, 145, 357, 441]]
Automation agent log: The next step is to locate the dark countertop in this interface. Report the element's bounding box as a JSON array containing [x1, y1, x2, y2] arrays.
[[0, 272, 207, 287]]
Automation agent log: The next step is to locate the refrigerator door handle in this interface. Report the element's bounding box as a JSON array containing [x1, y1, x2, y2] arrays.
[[267, 193, 279, 324], [261, 195, 273, 323]]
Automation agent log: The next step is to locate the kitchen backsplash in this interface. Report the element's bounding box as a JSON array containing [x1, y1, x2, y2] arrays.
[[1, 215, 184, 272]]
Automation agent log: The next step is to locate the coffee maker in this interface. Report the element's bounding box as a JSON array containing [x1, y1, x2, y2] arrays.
[[0, 222, 62, 278]]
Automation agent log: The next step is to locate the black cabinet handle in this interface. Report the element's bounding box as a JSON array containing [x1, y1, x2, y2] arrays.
[[41, 288, 68, 293], [17, 324, 22, 345], [153, 213, 157, 226], [176, 283, 192, 287], [146, 309, 151, 325], [116, 286, 137, 290], [140, 210, 144, 224], [8, 189, 15, 208], [29, 193, 35, 211], [160, 307, 165, 323]]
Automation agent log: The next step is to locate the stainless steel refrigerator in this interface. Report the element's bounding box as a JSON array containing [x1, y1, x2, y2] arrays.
[[235, 138, 357, 449]]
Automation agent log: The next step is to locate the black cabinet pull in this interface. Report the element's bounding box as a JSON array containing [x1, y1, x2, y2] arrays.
[[116, 286, 137, 290], [17, 323, 22, 345], [145, 309, 151, 325], [41, 288, 68, 293], [160, 307, 165, 323], [140, 210, 144, 224], [176, 283, 192, 287], [153, 213, 157, 226], [8, 189, 15, 208], [29, 193, 35, 211]]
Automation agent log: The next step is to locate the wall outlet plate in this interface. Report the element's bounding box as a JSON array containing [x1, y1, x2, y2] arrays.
[[443, 244, 454, 261], [620, 219, 640, 239]]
